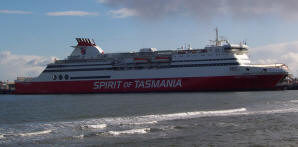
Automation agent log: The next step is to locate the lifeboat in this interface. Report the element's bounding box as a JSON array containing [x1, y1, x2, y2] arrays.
[[134, 57, 149, 63], [152, 56, 170, 63]]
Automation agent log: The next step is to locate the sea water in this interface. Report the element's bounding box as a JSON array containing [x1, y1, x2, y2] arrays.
[[0, 91, 298, 146]]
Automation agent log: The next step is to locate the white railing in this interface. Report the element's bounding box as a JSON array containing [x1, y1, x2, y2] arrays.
[[249, 63, 287, 68]]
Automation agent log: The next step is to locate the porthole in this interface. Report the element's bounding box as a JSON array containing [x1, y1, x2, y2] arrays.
[[246, 68, 250, 71], [59, 75, 63, 80], [53, 75, 57, 80], [64, 74, 69, 80]]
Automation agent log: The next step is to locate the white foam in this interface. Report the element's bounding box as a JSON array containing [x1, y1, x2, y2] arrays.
[[4, 106, 298, 144], [81, 124, 107, 129], [37, 108, 245, 134], [99, 108, 247, 126], [139, 108, 247, 122], [108, 128, 150, 136], [245, 108, 298, 116], [72, 134, 84, 139], [289, 100, 298, 103], [0, 134, 4, 139], [128, 121, 158, 125], [18, 130, 52, 137], [80, 107, 298, 128], [5, 105, 298, 145]]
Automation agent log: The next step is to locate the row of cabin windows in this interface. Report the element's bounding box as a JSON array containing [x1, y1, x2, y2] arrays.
[[53, 74, 69, 80], [172, 58, 237, 63], [174, 53, 229, 58], [44, 62, 240, 73], [231, 67, 268, 72], [48, 58, 238, 69]]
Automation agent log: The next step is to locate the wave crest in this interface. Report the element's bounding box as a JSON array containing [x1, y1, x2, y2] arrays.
[[18, 130, 52, 137], [80, 124, 107, 129], [0, 134, 4, 139], [143, 108, 247, 121], [107, 128, 150, 136], [127, 121, 158, 125]]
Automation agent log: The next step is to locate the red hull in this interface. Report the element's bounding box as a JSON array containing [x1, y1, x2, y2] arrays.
[[14, 74, 285, 94]]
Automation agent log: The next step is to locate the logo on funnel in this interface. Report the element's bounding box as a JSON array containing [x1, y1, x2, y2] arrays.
[[81, 48, 86, 55]]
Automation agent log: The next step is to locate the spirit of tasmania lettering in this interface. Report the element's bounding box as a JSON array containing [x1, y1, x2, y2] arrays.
[[93, 79, 182, 90]]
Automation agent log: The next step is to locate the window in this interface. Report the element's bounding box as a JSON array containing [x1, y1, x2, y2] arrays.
[[64, 74, 69, 80], [53, 75, 57, 80], [59, 75, 63, 80]]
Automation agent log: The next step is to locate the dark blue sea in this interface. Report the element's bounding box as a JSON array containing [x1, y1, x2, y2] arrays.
[[1, 91, 298, 146]]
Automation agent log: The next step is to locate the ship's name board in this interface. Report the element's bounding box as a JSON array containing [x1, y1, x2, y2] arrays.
[[93, 79, 182, 89]]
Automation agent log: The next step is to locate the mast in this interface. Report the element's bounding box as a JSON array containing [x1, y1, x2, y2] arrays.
[[215, 27, 220, 46]]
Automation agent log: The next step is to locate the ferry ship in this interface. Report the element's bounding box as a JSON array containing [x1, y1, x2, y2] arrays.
[[15, 30, 288, 94]]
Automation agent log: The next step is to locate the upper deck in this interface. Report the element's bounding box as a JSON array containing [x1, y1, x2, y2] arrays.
[[54, 38, 250, 66]]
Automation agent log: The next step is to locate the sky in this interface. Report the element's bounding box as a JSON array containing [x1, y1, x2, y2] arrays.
[[1, 0, 298, 81]]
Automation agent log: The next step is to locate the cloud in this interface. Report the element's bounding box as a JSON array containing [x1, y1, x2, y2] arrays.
[[0, 10, 32, 14], [98, 0, 298, 20], [0, 51, 56, 81], [251, 41, 298, 76], [109, 8, 138, 18], [47, 11, 98, 16]]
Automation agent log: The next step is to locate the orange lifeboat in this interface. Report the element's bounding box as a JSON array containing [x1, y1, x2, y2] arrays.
[[153, 56, 170, 62], [134, 58, 149, 63]]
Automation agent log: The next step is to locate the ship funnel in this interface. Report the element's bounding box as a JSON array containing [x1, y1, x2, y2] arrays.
[[76, 38, 96, 46], [70, 38, 104, 57]]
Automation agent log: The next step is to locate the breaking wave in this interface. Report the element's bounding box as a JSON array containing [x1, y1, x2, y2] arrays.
[[3, 130, 53, 138], [107, 128, 150, 136], [0, 134, 4, 139], [152, 108, 247, 118], [93, 108, 248, 127], [5, 106, 298, 145], [126, 121, 158, 125], [246, 108, 298, 115], [289, 100, 298, 103], [18, 130, 52, 137], [1, 108, 248, 140], [72, 134, 84, 139], [125, 108, 247, 123], [80, 124, 107, 129]]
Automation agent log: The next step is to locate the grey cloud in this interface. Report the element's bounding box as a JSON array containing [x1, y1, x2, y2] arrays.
[[99, 0, 298, 19]]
